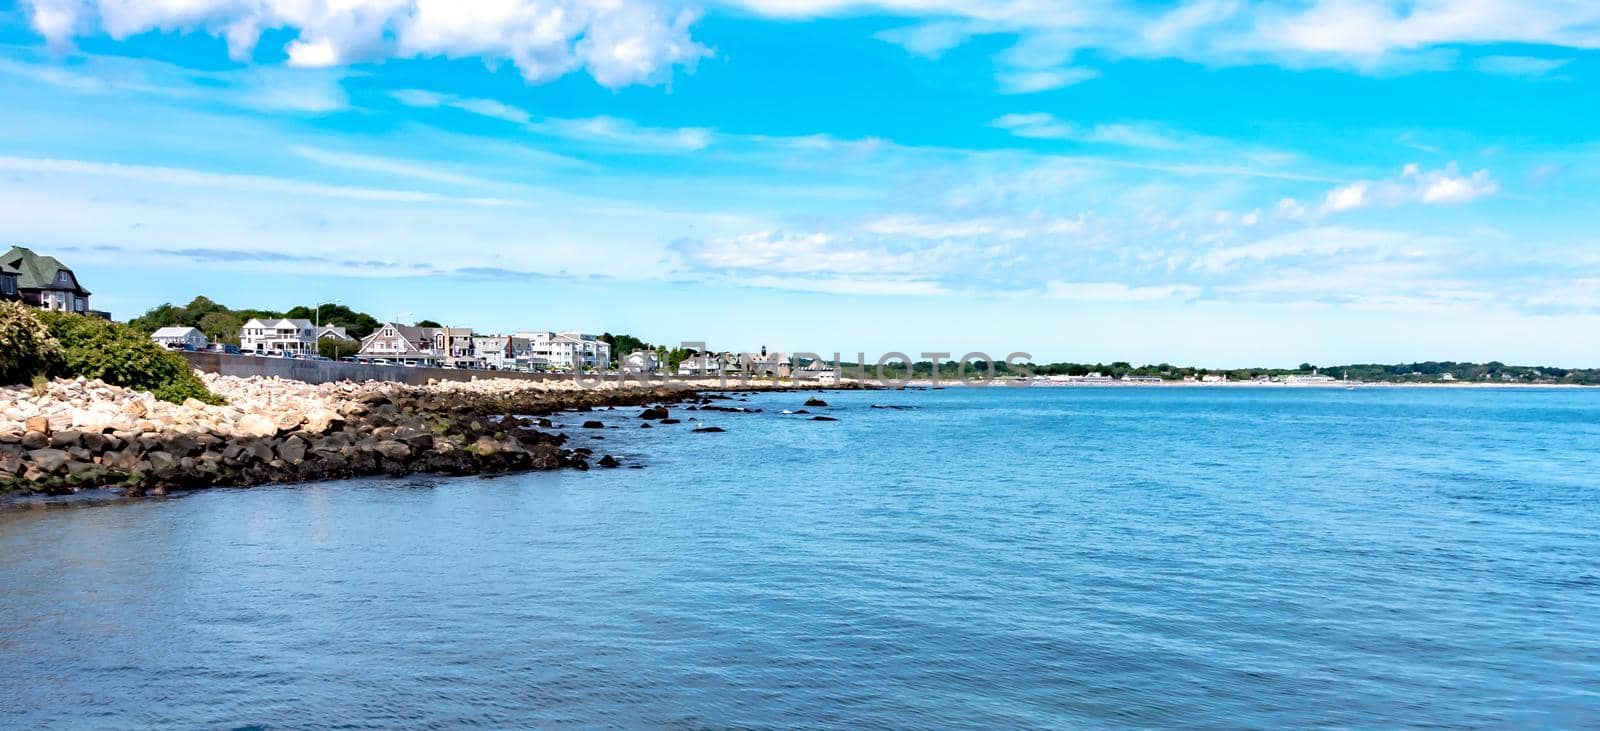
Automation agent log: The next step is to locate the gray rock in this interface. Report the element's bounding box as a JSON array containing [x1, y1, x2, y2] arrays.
[[27, 448, 69, 473], [277, 437, 308, 464], [374, 440, 411, 460]]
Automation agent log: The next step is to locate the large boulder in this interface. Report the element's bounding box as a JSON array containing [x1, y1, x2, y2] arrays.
[[639, 407, 668, 420], [302, 408, 342, 435], [26, 448, 69, 474], [277, 436, 308, 464], [374, 440, 411, 460], [237, 413, 278, 439]]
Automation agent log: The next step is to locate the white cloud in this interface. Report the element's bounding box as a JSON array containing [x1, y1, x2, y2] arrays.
[[23, 0, 710, 88], [1316, 163, 1498, 215], [1320, 181, 1371, 214]]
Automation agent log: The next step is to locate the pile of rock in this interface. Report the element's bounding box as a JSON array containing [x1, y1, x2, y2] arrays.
[[0, 375, 696, 496]]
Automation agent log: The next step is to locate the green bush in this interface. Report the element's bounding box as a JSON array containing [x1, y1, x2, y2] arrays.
[[0, 301, 64, 386], [39, 312, 223, 405]]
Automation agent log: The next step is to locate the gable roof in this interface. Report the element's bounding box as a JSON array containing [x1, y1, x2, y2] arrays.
[[3, 246, 89, 294], [0, 261, 17, 276], [151, 326, 204, 339]]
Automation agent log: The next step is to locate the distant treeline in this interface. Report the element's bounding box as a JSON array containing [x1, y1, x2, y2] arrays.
[[129, 296, 388, 345], [806, 358, 1600, 384]]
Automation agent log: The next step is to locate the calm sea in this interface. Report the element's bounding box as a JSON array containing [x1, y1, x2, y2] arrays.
[[3, 387, 1598, 728]]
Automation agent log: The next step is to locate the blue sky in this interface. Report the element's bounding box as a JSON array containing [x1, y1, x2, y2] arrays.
[[2, 0, 1598, 366]]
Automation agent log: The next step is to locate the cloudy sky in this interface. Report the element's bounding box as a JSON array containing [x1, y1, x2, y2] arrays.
[[2, 0, 1598, 365]]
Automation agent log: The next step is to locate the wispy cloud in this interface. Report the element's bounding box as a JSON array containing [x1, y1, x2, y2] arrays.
[[1472, 55, 1573, 78], [292, 146, 494, 187], [0, 155, 526, 207], [991, 114, 1186, 149]]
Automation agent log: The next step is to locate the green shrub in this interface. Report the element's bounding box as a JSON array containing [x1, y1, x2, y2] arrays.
[[0, 301, 64, 386], [39, 312, 223, 405]]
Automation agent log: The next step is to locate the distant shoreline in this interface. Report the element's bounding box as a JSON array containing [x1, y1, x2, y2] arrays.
[[899, 379, 1595, 389]]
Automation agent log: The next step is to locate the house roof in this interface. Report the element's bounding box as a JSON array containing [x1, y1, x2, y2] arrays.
[[317, 325, 354, 340], [0, 261, 17, 276], [3, 246, 89, 294], [151, 326, 203, 338]]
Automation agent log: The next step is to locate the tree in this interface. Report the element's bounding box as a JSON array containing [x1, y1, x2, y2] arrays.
[[416, 319, 442, 328], [317, 338, 352, 360], [197, 311, 244, 345]]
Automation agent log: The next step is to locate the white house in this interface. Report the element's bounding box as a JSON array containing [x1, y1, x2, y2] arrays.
[[150, 326, 207, 350], [622, 350, 660, 374], [239, 318, 317, 354], [516, 331, 612, 371], [677, 352, 735, 376]]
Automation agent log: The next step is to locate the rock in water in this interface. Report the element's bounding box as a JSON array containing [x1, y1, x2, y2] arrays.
[[598, 455, 621, 468], [811, 416, 839, 422], [639, 407, 669, 420], [804, 397, 828, 407], [581, 420, 605, 429], [692, 426, 726, 433]]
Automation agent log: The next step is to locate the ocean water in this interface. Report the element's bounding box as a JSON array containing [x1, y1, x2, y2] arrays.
[[3, 386, 1598, 729]]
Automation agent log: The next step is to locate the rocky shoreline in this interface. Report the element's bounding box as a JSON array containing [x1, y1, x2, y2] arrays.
[[1, 374, 856, 497]]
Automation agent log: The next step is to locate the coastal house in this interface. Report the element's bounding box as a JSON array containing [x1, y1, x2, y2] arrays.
[[794, 358, 840, 384], [517, 331, 612, 371], [622, 350, 661, 374], [473, 335, 514, 370], [433, 327, 477, 367], [316, 325, 356, 342], [0, 260, 18, 301], [1283, 370, 1337, 385], [150, 326, 208, 350], [1202, 373, 1228, 383], [239, 318, 317, 354], [738, 347, 791, 378], [358, 323, 440, 365], [677, 351, 736, 376], [3, 246, 93, 315]]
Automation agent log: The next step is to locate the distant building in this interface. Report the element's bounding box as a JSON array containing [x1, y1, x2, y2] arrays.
[[516, 331, 611, 371], [677, 351, 735, 376], [1201, 373, 1228, 383], [622, 350, 661, 374], [1123, 375, 1163, 383], [3, 246, 93, 315], [1283, 370, 1337, 385], [432, 327, 476, 367], [0, 260, 18, 301], [1441, 373, 1456, 381], [738, 347, 791, 378], [239, 318, 317, 354], [151, 326, 208, 350], [473, 335, 514, 370], [358, 323, 439, 365], [316, 325, 356, 342]]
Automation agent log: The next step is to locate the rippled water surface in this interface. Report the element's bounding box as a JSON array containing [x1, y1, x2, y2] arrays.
[[4, 387, 1599, 728]]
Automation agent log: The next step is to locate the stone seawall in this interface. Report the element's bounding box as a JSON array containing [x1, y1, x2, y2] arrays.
[[180, 352, 794, 388]]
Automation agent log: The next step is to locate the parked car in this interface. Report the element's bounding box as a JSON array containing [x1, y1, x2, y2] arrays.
[[310, 355, 332, 362]]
